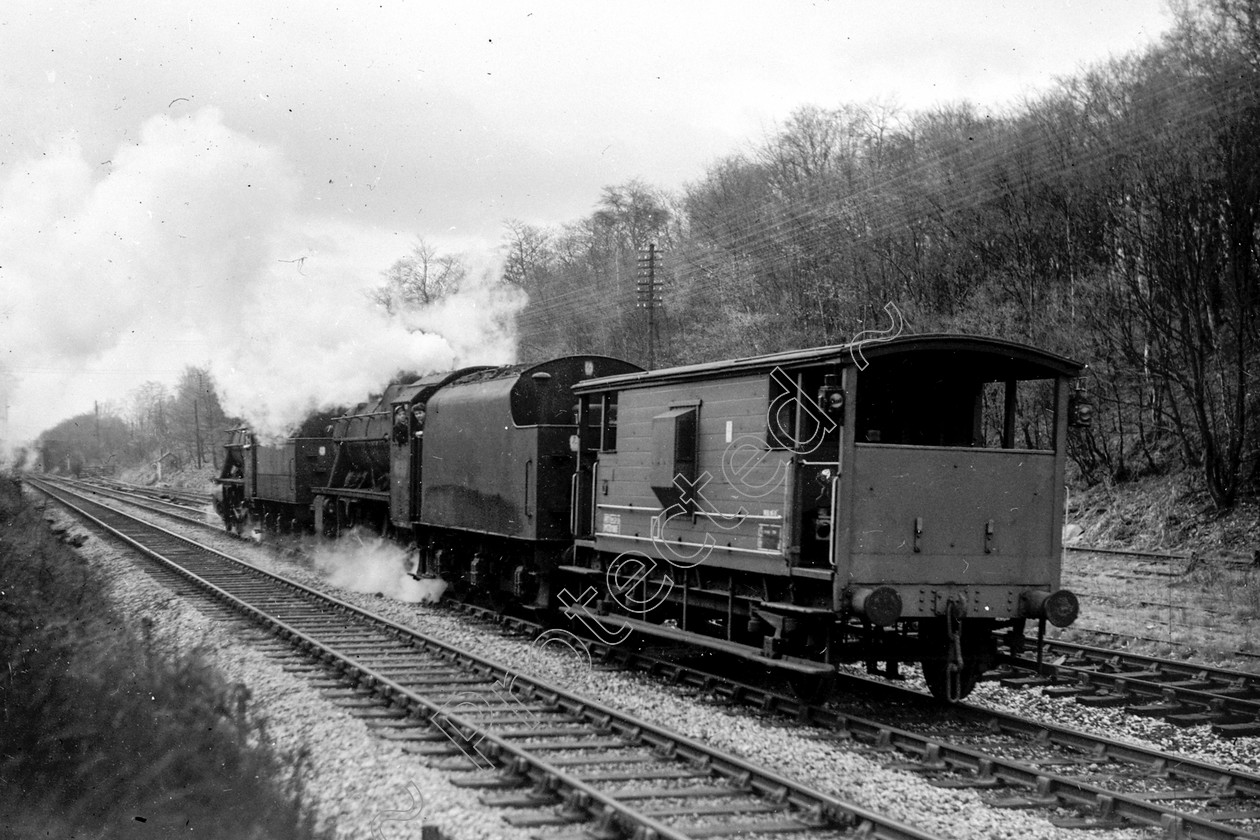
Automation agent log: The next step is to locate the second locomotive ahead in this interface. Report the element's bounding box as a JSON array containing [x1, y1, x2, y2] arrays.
[[214, 334, 1086, 700]]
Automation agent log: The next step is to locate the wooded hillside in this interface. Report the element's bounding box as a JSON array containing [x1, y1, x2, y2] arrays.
[[501, 0, 1259, 509]]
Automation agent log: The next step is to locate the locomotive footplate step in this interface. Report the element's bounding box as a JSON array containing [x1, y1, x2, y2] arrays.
[[555, 564, 603, 578], [755, 601, 834, 618]]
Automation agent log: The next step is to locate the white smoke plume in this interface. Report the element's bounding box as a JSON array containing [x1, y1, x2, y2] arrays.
[[1, 108, 288, 368], [310, 529, 448, 604], [217, 250, 524, 441], [0, 106, 527, 446]]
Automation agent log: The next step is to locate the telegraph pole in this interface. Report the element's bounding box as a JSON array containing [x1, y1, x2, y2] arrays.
[[636, 244, 664, 369], [194, 398, 203, 468]]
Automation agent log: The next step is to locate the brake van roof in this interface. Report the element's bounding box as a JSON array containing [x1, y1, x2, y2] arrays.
[[570, 333, 1084, 394]]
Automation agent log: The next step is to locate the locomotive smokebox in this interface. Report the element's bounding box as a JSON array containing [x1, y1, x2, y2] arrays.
[[1021, 588, 1079, 628]]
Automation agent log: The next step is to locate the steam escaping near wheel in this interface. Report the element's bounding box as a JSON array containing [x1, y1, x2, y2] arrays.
[[311, 529, 448, 604]]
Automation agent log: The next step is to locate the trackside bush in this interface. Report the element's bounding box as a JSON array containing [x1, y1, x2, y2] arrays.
[[0, 475, 331, 839]]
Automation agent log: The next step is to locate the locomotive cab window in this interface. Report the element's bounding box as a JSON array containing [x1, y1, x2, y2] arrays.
[[855, 355, 1058, 451]]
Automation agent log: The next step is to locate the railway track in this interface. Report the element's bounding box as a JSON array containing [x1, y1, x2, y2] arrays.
[[1066, 543, 1259, 571], [77, 476, 211, 513], [999, 640, 1260, 736], [51, 478, 217, 532], [28, 476, 946, 840], [29, 475, 1260, 840], [452, 601, 1260, 839], [65, 474, 1260, 737]]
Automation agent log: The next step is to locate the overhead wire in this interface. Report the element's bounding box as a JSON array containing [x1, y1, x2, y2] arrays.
[[510, 62, 1242, 352]]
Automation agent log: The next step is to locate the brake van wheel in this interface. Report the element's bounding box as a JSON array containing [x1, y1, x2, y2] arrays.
[[919, 616, 997, 702], [921, 659, 983, 702]]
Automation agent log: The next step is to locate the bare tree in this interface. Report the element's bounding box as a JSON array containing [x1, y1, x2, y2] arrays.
[[500, 219, 552, 295], [372, 238, 466, 313]]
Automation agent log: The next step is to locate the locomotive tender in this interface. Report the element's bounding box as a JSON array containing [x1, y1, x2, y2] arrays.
[[215, 335, 1084, 700]]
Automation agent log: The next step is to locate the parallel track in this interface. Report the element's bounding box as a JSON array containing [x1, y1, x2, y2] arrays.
[[454, 602, 1260, 840], [76, 477, 211, 516], [28, 476, 945, 840], [999, 640, 1260, 736]]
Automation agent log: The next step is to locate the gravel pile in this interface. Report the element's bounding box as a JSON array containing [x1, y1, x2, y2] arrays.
[[49, 495, 1227, 840]]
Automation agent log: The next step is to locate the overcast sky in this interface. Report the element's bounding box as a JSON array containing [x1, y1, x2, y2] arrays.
[[0, 0, 1172, 449]]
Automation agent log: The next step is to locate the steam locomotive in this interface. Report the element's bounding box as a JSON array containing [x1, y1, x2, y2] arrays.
[[214, 334, 1086, 700]]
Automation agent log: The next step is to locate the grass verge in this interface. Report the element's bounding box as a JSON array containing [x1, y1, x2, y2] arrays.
[[0, 474, 331, 839]]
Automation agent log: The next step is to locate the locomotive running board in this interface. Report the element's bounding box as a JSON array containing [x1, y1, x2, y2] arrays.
[[561, 609, 834, 676]]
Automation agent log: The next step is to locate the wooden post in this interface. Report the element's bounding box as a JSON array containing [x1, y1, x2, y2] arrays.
[[194, 399, 203, 468]]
